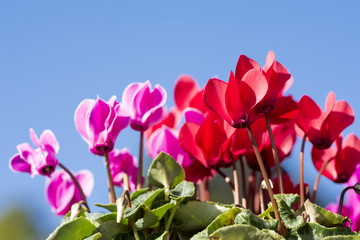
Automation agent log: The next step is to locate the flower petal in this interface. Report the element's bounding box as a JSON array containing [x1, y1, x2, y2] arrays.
[[74, 99, 95, 143], [174, 75, 200, 111], [203, 78, 233, 125]]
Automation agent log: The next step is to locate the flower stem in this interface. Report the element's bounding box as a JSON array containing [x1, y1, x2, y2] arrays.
[[338, 186, 354, 215], [199, 178, 210, 202], [58, 162, 90, 213], [247, 126, 283, 233], [130, 220, 141, 240], [104, 152, 116, 203], [137, 131, 144, 190], [265, 116, 283, 193], [239, 157, 247, 208], [232, 159, 240, 206], [312, 157, 335, 203], [299, 135, 306, 206]]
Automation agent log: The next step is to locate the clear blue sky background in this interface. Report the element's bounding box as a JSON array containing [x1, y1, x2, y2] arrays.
[[1, 1, 359, 236]]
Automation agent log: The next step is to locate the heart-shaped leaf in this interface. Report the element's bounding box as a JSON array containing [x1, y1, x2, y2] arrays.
[[47, 217, 96, 240], [148, 152, 185, 189]]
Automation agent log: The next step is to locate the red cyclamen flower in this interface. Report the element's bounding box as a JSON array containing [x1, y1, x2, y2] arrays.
[[122, 80, 167, 132], [203, 55, 268, 129], [312, 134, 360, 183], [296, 91, 354, 149], [246, 51, 292, 116], [46, 169, 93, 215], [9, 128, 59, 177], [75, 96, 130, 156]]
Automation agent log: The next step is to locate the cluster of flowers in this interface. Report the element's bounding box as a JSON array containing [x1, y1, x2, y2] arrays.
[[9, 51, 360, 231]]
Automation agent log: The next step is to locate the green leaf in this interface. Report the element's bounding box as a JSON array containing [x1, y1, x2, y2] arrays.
[[130, 188, 149, 201], [209, 224, 282, 240], [278, 200, 304, 230], [86, 212, 128, 228], [135, 203, 174, 229], [235, 209, 278, 231], [83, 232, 102, 240], [148, 152, 185, 189], [274, 194, 300, 209], [206, 207, 242, 235], [173, 200, 230, 231], [131, 188, 164, 208], [97, 220, 130, 240], [304, 200, 352, 228], [189, 229, 209, 240], [261, 229, 286, 240], [322, 236, 360, 240], [94, 203, 117, 212], [47, 217, 96, 240], [285, 222, 356, 240], [168, 181, 195, 200]]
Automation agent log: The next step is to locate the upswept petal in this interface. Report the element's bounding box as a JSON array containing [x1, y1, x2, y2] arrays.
[[189, 90, 207, 113], [235, 54, 261, 81], [321, 100, 354, 147], [74, 99, 95, 143], [174, 75, 200, 111], [40, 130, 59, 154], [74, 170, 94, 200], [338, 134, 360, 182], [324, 91, 335, 116], [9, 153, 32, 174], [240, 69, 268, 111], [140, 106, 164, 131], [225, 71, 244, 124], [263, 50, 275, 73], [122, 82, 143, 116], [108, 104, 130, 143], [87, 98, 111, 146], [203, 78, 233, 125], [267, 96, 298, 124], [147, 126, 182, 160], [133, 81, 151, 117], [178, 122, 206, 167], [183, 107, 205, 125], [295, 95, 324, 136], [195, 113, 228, 167], [46, 170, 75, 215]]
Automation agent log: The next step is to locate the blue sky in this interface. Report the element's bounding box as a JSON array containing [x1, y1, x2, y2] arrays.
[[1, 1, 360, 235]]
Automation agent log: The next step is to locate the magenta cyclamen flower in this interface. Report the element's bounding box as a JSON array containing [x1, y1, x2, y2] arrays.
[[75, 96, 130, 156], [46, 169, 94, 215], [108, 148, 142, 192], [9, 128, 59, 177], [122, 80, 167, 132]]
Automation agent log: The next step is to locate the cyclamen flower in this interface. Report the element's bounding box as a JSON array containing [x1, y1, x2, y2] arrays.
[[312, 134, 360, 183], [122, 80, 167, 132], [46, 169, 94, 215], [203, 58, 268, 129], [108, 148, 143, 192], [9, 129, 59, 177], [296, 92, 354, 149], [75, 96, 130, 156]]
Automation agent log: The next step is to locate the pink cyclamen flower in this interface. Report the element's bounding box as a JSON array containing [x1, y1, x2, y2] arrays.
[[9, 128, 59, 177], [75, 96, 130, 156], [122, 80, 167, 132], [108, 148, 143, 192], [46, 169, 94, 215]]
